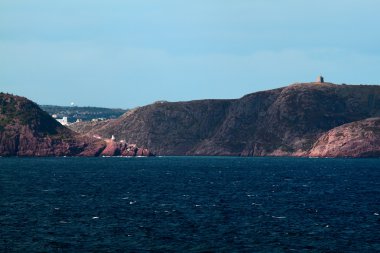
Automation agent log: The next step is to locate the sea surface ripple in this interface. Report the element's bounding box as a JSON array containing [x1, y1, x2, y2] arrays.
[[1, 157, 380, 252]]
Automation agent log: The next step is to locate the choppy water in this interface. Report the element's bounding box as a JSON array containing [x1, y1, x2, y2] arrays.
[[1, 157, 380, 252]]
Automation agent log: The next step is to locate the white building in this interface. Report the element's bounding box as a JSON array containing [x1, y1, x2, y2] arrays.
[[56, 117, 69, 126]]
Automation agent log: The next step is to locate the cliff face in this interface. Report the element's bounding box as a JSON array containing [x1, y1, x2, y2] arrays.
[[0, 93, 152, 157], [70, 83, 380, 157], [71, 100, 234, 155]]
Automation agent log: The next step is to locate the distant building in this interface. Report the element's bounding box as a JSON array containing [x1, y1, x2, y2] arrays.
[[154, 100, 168, 104], [316, 75, 324, 83], [52, 114, 58, 119], [111, 135, 116, 141], [56, 116, 69, 125], [91, 118, 106, 122]]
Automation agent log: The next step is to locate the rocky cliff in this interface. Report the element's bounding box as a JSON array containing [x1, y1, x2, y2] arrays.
[[0, 93, 152, 157], [309, 117, 380, 157], [70, 83, 380, 157]]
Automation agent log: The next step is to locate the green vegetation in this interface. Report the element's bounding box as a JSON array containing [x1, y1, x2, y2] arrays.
[[0, 117, 12, 129]]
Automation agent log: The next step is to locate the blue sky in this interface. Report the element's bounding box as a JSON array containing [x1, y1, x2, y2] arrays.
[[1, 0, 379, 108]]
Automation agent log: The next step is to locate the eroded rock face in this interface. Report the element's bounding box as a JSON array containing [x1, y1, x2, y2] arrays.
[[72, 83, 380, 157], [309, 118, 380, 158], [98, 140, 153, 157], [0, 93, 152, 157]]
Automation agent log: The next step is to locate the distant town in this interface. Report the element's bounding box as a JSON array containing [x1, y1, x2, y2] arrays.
[[40, 105, 128, 125]]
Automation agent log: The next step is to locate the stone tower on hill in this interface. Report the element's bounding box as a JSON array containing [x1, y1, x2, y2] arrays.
[[316, 75, 324, 83]]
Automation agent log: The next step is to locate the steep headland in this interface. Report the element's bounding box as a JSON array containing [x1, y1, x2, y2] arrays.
[[70, 82, 380, 157], [0, 93, 152, 157]]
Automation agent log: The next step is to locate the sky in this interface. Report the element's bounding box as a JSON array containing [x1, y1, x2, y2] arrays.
[[1, 0, 379, 108]]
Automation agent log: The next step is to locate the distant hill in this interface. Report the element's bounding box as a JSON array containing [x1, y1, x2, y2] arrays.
[[0, 93, 106, 156], [70, 82, 380, 157], [40, 105, 127, 122], [0, 93, 151, 157]]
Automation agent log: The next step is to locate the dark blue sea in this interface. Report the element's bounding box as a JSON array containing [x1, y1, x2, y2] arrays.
[[1, 157, 380, 252]]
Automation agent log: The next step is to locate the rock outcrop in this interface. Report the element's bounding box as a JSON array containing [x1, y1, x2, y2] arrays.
[[0, 93, 152, 157], [99, 140, 153, 157], [70, 83, 380, 157], [309, 118, 380, 157]]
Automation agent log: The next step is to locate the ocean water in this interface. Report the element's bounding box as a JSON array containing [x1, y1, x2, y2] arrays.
[[0, 157, 380, 252]]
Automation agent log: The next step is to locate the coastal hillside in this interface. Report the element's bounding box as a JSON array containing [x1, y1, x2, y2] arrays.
[[70, 83, 380, 157], [0, 93, 151, 157]]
